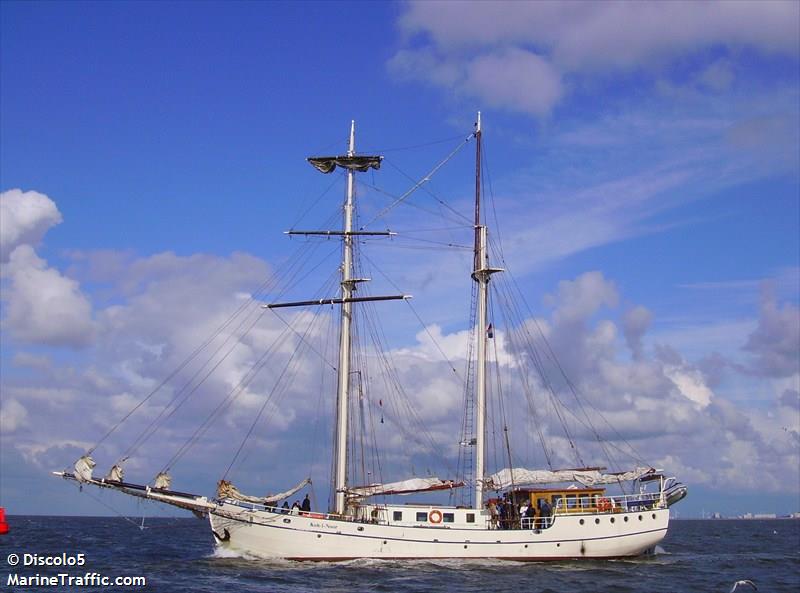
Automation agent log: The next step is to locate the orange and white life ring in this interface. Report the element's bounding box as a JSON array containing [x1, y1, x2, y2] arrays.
[[429, 509, 443, 524], [597, 497, 612, 512]]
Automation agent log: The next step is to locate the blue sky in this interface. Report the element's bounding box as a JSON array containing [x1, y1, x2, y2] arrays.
[[1, 1, 798, 518]]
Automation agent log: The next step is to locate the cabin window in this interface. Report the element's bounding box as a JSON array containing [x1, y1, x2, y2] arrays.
[[393, 511, 403, 521], [580, 496, 590, 508], [552, 494, 563, 510], [443, 513, 455, 523], [416, 512, 428, 522], [466, 513, 475, 523], [566, 495, 578, 509]]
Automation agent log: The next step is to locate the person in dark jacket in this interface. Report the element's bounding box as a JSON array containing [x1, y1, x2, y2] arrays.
[[301, 494, 311, 513]]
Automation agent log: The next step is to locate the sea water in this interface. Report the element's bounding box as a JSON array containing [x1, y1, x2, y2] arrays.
[[1, 516, 797, 592]]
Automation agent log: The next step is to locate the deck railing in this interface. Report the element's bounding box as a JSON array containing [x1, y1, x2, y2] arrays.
[[551, 491, 664, 516]]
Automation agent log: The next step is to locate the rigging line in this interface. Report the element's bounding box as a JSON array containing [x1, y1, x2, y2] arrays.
[[230, 307, 328, 477], [87, 238, 314, 456], [492, 276, 582, 466], [127, 242, 337, 461], [366, 243, 470, 253], [358, 179, 468, 227], [394, 225, 474, 233], [496, 296, 553, 469], [360, 250, 463, 382], [387, 235, 472, 249], [364, 133, 467, 153], [502, 268, 648, 465], [172, 271, 342, 472], [273, 219, 342, 301], [269, 309, 337, 371], [358, 296, 458, 476], [307, 305, 337, 484], [288, 172, 342, 231], [381, 158, 474, 226], [163, 319, 298, 472], [483, 139, 508, 265], [489, 293, 514, 478], [222, 306, 324, 480], [68, 481, 150, 530], [120, 304, 267, 460], [361, 133, 474, 229]]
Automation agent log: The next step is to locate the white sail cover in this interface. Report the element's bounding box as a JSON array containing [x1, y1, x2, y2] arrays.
[[104, 464, 124, 482], [486, 467, 656, 489], [154, 472, 172, 490], [217, 478, 311, 505], [74, 455, 96, 482], [347, 477, 461, 498]]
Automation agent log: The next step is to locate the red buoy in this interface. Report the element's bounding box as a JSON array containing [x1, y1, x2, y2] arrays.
[[0, 507, 9, 534]]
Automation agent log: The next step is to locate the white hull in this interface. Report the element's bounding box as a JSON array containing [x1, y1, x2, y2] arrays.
[[209, 503, 668, 561]]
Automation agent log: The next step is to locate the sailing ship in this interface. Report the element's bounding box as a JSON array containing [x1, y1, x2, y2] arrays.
[[55, 114, 687, 560]]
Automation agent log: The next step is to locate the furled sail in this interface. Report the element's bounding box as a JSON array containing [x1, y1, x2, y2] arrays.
[[74, 455, 96, 482], [307, 155, 383, 174], [486, 467, 656, 489], [216, 478, 311, 505], [104, 464, 124, 482], [347, 477, 463, 498], [154, 472, 172, 490]]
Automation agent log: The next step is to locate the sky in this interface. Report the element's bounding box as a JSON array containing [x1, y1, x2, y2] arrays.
[[1, 1, 798, 519]]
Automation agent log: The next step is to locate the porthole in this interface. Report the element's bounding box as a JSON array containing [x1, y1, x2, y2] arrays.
[[610, 517, 615, 523], [556, 543, 561, 547], [383, 540, 387, 544], [524, 544, 528, 548], [357, 526, 364, 532], [652, 513, 656, 520], [283, 518, 291, 524], [595, 518, 600, 524], [464, 545, 468, 549], [579, 519, 585, 525], [638, 515, 643, 521], [624, 516, 629, 522], [317, 534, 322, 538]]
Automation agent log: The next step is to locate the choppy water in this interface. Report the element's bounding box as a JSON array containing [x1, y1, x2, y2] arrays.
[[1, 516, 798, 592]]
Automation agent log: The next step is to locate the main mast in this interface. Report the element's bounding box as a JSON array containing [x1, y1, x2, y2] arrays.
[[472, 112, 501, 508], [334, 121, 357, 516]]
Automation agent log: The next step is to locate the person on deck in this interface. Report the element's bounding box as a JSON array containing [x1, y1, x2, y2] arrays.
[[281, 501, 290, 514], [525, 504, 536, 529], [540, 499, 552, 527], [301, 494, 311, 513], [488, 500, 499, 529], [291, 501, 300, 515], [498, 500, 507, 529]]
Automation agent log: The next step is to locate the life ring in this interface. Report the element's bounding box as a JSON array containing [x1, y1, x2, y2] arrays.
[[597, 498, 612, 512], [429, 510, 443, 524]]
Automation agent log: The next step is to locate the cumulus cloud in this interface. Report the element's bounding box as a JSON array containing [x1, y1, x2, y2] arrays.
[[2, 245, 95, 347], [623, 305, 652, 360], [549, 271, 618, 324], [390, 0, 800, 115], [0, 194, 796, 508], [0, 399, 29, 433], [0, 189, 62, 261], [743, 284, 800, 377]]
